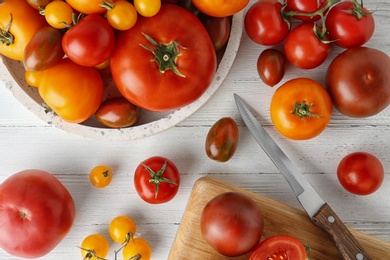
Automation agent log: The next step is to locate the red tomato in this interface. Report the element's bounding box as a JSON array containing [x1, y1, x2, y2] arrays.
[[0, 0, 47, 61], [62, 14, 115, 67], [0, 169, 75, 258], [249, 235, 307, 260], [110, 5, 217, 111], [23, 26, 64, 72], [257, 48, 286, 87], [270, 78, 332, 140], [284, 23, 330, 69], [201, 192, 264, 257], [325, 47, 390, 118], [337, 152, 384, 195], [283, 0, 328, 22], [205, 117, 239, 162], [325, 1, 375, 48], [202, 16, 231, 52], [95, 97, 141, 128], [192, 0, 249, 17], [134, 156, 180, 204], [244, 0, 290, 46], [38, 58, 104, 123]]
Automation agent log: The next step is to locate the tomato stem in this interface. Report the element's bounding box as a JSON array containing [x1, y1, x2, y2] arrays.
[[114, 232, 135, 260], [79, 247, 108, 260], [100, 0, 115, 10], [0, 14, 15, 46], [140, 33, 186, 78], [142, 160, 178, 199], [291, 101, 323, 120]]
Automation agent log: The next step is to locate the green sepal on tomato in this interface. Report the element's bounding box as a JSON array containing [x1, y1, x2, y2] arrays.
[[134, 156, 180, 204], [270, 78, 332, 140], [205, 117, 239, 162]]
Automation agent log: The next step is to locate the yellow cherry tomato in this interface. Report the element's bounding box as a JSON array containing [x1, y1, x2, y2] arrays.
[[89, 165, 113, 188], [25, 70, 43, 87], [80, 234, 109, 260], [134, 0, 161, 17], [123, 237, 152, 260], [103, 0, 138, 31], [44, 1, 73, 29], [109, 215, 137, 244]]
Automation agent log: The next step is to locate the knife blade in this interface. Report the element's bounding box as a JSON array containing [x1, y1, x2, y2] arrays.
[[234, 94, 372, 260]]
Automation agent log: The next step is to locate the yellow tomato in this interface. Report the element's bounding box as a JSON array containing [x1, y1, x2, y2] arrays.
[[80, 234, 109, 260], [134, 0, 161, 17], [192, 0, 249, 17], [89, 165, 113, 188], [25, 70, 43, 87], [109, 215, 137, 244], [123, 238, 152, 260], [0, 0, 47, 61], [104, 1, 138, 31], [66, 0, 115, 14], [44, 1, 73, 29]]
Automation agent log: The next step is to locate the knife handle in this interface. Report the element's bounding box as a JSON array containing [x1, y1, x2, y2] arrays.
[[311, 203, 371, 260]]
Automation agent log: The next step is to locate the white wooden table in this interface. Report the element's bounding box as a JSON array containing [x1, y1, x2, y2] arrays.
[[1, 1, 389, 259]]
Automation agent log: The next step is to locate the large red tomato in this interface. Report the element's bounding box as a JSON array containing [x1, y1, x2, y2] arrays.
[[326, 47, 390, 118], [110, 4, 217, 111], [0, 169, 76, 258]]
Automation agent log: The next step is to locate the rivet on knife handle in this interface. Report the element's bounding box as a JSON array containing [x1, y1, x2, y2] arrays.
[[312, 203, 371, 260]]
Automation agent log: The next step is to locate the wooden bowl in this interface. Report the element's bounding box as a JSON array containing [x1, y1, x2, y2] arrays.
[[0, 12, 244, 141]]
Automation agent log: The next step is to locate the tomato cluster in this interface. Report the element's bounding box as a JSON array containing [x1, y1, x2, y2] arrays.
[[0, 0, 243, 125]]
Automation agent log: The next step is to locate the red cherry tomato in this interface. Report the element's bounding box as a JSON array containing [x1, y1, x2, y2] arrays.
[[244, 0, 290, 46], [284, 23, 330, 69], [257, 48, 286, 87], [201, 192, 264, 257], [337, 152, 384, 195], [62, 14, 115, 67], [134, 156, 180, 204], [0, 169, 75, 258], [283, 0, 328, 22], [325, 1, 375, 49], [202, 16, 230, 52], [249, 235, 307, 260]]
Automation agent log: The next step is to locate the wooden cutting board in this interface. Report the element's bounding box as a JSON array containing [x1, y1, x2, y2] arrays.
[[168, 177, 390, 259]]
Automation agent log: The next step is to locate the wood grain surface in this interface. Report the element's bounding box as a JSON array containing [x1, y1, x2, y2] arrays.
[[169, 177, 390, 260]]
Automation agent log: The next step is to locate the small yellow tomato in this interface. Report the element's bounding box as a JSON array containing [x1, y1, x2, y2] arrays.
[[109, 215, 137, 244], [134, 0, 161, 17], [80, 234, 109, 260], [25, 70, 43, 87], [123, 237, 152, 260], [104, 0, 138, 31], [44, 1, 73, 29], [89, 165, 113, 188]]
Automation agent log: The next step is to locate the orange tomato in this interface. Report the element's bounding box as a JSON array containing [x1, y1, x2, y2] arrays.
[[192, 0, 249, 17], [38, 58, 104, 123], [270, 78, 332, 140], [25, 70, 43, 87], [109, 216, 137, 244], [66, 0, 116, 14], [122, 237, 152, 260], [89, 165, 113, 188], [0, 0, 47, 61]]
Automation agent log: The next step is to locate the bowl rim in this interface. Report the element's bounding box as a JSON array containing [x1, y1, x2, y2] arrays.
[[0, 11, 244, 141]]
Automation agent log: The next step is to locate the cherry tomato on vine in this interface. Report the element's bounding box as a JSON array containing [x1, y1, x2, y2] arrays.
[[249, 235, 307, 260], [337, 152, 384, 195], [103, 0, 138, 31], [122, 237, 152, 260], [80, 234, 110, 260], [109, 215, 137, 245], [0, 0, 47, 61], [89, 165, 113, 188], [244, 0, 290, 46], [44, 1, 73, 29], [283, 0, 328, 22], [62, 14, 115, 67], [325, 1, 375, 48], [192, 0, 249, 17], [270, 78, 332, 140], [257, 48, 286, 87], [201, 192, 264, 257], [134, 156, 180, 204], [284, 23, 330, 69], [134, 0, 161, 17], [205, 117, 239, 162]]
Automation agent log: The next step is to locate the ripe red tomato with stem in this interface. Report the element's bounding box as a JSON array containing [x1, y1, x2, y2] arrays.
[[284, 23, 331, 69], [201, 192, 264, 257], [134, 156, 180, 204], [283, 0, 329, 22], [111, 5, 216, 112], [337, 152, 384, 195], [325, 0, 375, 48], [0, 169, 75, 258], [257, 48, 286, 87], [249, 235, 307, 260], [62, 14, 115, 67], [244, 0, 290, 46]]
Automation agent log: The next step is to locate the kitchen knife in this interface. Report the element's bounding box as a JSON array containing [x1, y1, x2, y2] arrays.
[[234, 94, 372, 260]]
